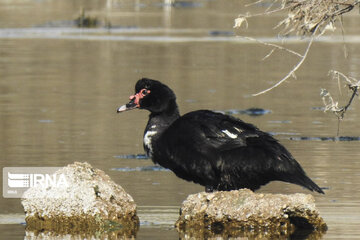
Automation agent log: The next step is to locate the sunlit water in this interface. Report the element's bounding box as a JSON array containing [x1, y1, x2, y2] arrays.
[[1, 0, 360, 239]]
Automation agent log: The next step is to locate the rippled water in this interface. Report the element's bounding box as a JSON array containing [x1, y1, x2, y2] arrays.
[[1, 0, 360, 239]]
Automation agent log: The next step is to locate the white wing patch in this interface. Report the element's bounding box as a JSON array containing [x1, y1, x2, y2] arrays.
[[222, 129, 238, 139], [233, 127, 243, 133], [144, 130, 157, 155]]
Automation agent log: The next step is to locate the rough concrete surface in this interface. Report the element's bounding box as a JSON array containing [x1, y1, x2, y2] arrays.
[[176, 189, 327, 238], [21, 162, 139, 236]]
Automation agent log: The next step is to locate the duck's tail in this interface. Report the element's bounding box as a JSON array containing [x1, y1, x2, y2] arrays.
[[296, 175, 324, 194], [282, 172, 324, 194]]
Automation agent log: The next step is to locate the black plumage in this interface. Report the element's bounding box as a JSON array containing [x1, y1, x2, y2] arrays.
[[117, 78, 324, 194]]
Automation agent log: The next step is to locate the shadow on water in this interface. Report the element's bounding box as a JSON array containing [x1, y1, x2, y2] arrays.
[[114, 154, 150, 160], [155, 0, 204, 8], [289, 136, 360, 141], [220, 108, 272, 117], [111, 165, 169, 172]]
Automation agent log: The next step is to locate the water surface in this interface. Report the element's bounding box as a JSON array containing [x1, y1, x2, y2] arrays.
[[1, 0, 360, 239]]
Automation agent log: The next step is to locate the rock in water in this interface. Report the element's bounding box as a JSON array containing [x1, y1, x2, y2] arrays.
[[21, 162, 139, 236], [176, 189, 327, 238]]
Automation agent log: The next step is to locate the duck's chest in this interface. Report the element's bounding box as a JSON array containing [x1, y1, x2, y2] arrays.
[[143, 125, 158, 156]]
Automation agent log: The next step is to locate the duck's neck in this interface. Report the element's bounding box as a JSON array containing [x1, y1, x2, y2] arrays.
[[143, 100, 180, 156]]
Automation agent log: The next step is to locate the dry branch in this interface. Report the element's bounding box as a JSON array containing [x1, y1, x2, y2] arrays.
[[235, 0, 360, 95], [321, 70, 360, 120]]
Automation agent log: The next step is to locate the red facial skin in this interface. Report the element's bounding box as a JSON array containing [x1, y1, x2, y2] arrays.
[[129, 89, 150, 107]]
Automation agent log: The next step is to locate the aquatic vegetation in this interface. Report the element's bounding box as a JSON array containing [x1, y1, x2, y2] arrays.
[[75, 8, 100, 28]]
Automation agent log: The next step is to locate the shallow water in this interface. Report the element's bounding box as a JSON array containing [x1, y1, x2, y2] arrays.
[[1, 0, 360, 239]]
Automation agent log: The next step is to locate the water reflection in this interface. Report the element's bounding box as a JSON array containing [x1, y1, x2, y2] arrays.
[[177, 227, 326, 240], [24, 230, 137, 240], [23, 227, 325, 240], [6, 209, 326, 240]]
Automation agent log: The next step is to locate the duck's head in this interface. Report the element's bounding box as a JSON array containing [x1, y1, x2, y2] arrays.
[[117, 78, 177, 114]]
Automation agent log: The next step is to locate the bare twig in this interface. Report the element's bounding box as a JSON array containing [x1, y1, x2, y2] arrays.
[[339, 16, 348, 58], [322, 70, 360, 120], [238, 36, 303, 58], [235, 0, 360, 96], [343, 86, 358, 113], [262, 48, 276, 61], [252, 26, 317, 96], [321, 82, 358, 136]]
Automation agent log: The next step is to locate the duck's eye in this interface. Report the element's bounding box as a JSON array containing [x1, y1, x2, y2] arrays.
[[142, 89, 150, 96]]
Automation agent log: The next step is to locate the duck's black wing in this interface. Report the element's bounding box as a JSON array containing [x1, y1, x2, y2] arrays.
[[154, 110, 323, 193]]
